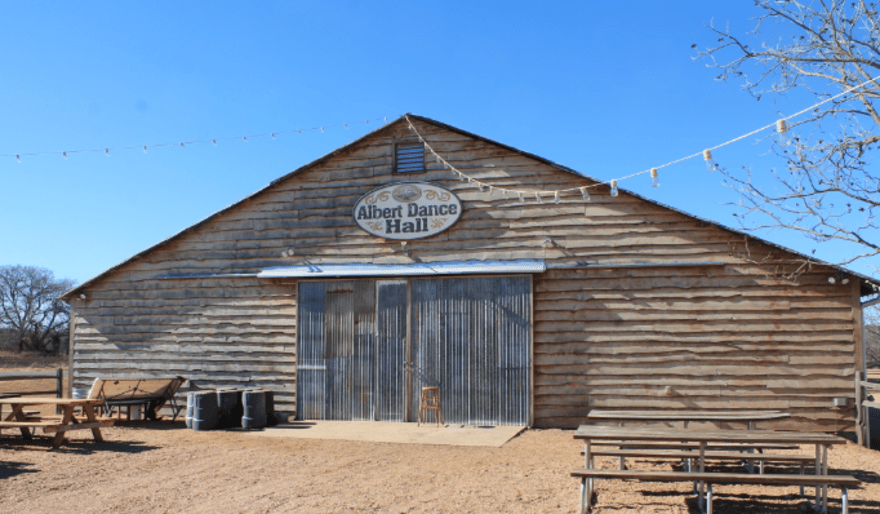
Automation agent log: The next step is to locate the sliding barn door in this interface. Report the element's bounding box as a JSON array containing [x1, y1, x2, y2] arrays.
[[297, 276, 531, 425], [297, 280, 407, 421], [375, 280, 408, 421], [410, 276, 531, 426]]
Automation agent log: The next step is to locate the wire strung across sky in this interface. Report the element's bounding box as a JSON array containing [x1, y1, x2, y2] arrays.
[[4, 73, 879, 198], [406, 74, 880, 203], [1, 117, 391, 162]]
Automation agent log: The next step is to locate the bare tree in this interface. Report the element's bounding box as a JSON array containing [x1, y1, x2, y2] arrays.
[[865, 306, 880, 368], [697, 0, 880, 264], [0, 265, 76, 355]]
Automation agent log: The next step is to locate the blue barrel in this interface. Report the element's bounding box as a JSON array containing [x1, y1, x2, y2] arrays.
[[242, 390, 267, 429], [216, 389, 242, 429], [185, 392, 195, 429], [190, 391, 219, 431]]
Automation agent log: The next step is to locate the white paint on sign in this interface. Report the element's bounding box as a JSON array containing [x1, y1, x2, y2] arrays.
[[353, 182, 462, 240]]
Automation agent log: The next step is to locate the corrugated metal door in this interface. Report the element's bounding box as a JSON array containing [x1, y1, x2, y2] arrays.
[[411, 276, 531, 426], [298, 276, 531, 425], [297, 281, 326, 420], [375, 280, 408, 421], [297, 279, 406, 421]]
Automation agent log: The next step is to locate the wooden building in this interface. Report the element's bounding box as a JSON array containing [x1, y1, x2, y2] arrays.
[[60, 114, 879, 431]]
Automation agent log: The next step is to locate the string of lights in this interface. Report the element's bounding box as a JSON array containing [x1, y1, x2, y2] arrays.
[[1, 117, 391, 163], [405, 74, 880, 204]]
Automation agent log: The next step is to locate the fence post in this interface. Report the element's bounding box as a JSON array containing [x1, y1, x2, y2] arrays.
[[56, 367, 63, 415]]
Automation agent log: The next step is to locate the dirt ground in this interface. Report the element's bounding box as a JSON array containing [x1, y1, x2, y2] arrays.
[[1, 422, 880, 514], [2, 360, 880, 513]]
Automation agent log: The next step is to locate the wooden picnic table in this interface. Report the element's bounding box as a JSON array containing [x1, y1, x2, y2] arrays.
[[573, 424, 850, 514], [0, 397, 114, 448], [585, 409, 790, 429]]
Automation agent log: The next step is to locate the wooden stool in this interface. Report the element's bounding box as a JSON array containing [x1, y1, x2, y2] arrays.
[[418, 386, 443, 426]]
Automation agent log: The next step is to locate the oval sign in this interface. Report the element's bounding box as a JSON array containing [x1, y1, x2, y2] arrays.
[[353, 182, 461, 240]]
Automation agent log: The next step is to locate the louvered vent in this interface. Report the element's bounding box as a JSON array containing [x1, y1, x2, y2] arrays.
[[395, 143, 424, 173]]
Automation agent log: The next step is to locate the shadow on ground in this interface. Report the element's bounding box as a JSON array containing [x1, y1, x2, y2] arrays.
[[0, 460, 39, 479], [0, 438, 159, 455]]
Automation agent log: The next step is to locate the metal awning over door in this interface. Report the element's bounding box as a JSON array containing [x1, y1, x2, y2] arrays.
[[296, 275, 532, 426]]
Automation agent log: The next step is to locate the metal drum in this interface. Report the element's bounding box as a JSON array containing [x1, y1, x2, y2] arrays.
[[242, 390, 268, 429], [190, 391, 219, 431], [216, 389, 242, 429], [265, 390, 276, 426], [185, 392, 195, 428]]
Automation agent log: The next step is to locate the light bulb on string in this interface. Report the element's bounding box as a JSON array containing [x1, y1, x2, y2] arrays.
[[143, 146, 149, 153], [553, 191, 560, 204], [105, 149, 110, 156], [212, 139, 217, 146], [320, 127, 324, 133], [343, 124, 348, 129], [15, 154, 21, 163], [518, 192, 525, 203], [776, 119, 789, 146], [535, 192, 543, 204], [179, 142, 185, 148], [610, 180, 619, 197], [580, 187, 591, 202], [62, 152, 67, 160], [242, 136, 248, 143], [271, 133, 276, 140], [703, 149, 717, 172], [651, 168, 659, 188]]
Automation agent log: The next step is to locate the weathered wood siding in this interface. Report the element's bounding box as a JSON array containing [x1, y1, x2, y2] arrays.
[[533, 266, 855, 430], [71, 278, 297, 413], [68, 118, 859, 427]]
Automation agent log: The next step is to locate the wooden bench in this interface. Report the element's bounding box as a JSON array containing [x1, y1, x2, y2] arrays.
[[585, 409, 790, 430], [590, 440, 800, 451], [585, 448, 816, 474], [86, 377, 185, 420], [0, 419, 115, 433], [571, 468, 860, 514]]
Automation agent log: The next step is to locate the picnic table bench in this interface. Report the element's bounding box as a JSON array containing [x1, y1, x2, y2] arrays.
[[573, 424, 856, 514], [586, 409, 790, 429], [570, 469, 860, 514], [584, 448, 816, 475], [0, 397, 114, 448]]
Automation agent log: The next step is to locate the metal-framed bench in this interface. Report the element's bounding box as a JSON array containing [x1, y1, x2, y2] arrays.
[[571, 468, 859, 514], [574, 424, 851, 514], [584, 448, 816, 475]]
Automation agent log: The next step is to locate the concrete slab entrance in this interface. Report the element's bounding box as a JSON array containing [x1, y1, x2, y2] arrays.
[[247, 420, 526, 448]]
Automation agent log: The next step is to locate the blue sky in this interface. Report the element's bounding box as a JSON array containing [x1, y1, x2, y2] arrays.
[[0, 1, 870, 285]]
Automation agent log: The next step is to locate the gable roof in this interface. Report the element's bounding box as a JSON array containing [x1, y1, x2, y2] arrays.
[[60, 113, 880, 301]]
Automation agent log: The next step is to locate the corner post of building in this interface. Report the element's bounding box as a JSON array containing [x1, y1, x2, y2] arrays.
[[853, 281, 867, 446], [67, 303, 77, 400]]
